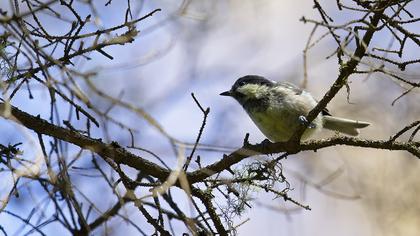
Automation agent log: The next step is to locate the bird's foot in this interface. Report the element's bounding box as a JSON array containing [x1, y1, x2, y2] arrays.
[[261, 138, 272, 146], [298, 115, 316, 129], [261, 138, 273, 155]]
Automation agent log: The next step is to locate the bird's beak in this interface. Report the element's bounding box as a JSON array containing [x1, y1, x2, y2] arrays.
[[220, 90, 233, 96]]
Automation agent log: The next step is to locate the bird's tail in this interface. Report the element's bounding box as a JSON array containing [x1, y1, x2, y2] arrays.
[[323, 116, 370, 136]]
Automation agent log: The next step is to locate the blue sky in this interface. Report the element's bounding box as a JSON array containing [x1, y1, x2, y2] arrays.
[[1, 1, 420, 235]]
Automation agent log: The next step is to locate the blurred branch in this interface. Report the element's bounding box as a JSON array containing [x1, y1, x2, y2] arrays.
[[0, 102, 171, 180]]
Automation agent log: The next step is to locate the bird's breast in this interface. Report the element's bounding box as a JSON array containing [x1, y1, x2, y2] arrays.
[[245, 101, 321, 142]]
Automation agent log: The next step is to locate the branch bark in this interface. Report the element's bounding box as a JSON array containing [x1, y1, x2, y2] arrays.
[[188, 137, 420, 183], [1, 102, 419, 186]]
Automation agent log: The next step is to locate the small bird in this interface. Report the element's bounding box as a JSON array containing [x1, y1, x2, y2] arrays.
[[220, 75, 370, 142]]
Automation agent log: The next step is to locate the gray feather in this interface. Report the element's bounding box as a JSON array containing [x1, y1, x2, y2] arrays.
[[323, 116, 370, 136]]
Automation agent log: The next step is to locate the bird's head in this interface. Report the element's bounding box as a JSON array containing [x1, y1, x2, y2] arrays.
[[220, 75, 275, 104]]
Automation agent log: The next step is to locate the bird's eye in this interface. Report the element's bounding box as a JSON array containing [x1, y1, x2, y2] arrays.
[[239, 81, 246, 86]]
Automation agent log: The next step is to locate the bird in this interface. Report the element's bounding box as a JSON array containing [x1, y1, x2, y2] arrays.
[[220, 75, 370, 142]]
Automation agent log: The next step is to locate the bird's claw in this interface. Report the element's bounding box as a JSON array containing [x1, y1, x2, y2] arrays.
[[261, 138, 273, 155], [261, 138, 272, 146], [298, 115, 316, 129]]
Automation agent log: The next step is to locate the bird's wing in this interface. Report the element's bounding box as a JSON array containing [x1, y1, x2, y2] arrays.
[[277, 81, 332, 116], [276, 81, 303, 95]]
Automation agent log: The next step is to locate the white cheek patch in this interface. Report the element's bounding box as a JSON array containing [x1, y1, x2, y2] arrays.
[[237, 84, 268, 99]]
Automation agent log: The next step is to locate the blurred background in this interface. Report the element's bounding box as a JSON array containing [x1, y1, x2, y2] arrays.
[[1, 0, 420, 235]]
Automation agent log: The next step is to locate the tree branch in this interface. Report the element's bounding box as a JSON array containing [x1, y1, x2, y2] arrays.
[[0, 102, 171, 181], [188, 137, 420, 183], [291, 1, 388, 141]]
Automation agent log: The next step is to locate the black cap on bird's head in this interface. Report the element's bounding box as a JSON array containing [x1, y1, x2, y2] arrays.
[[220, 75, 274, 97]]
